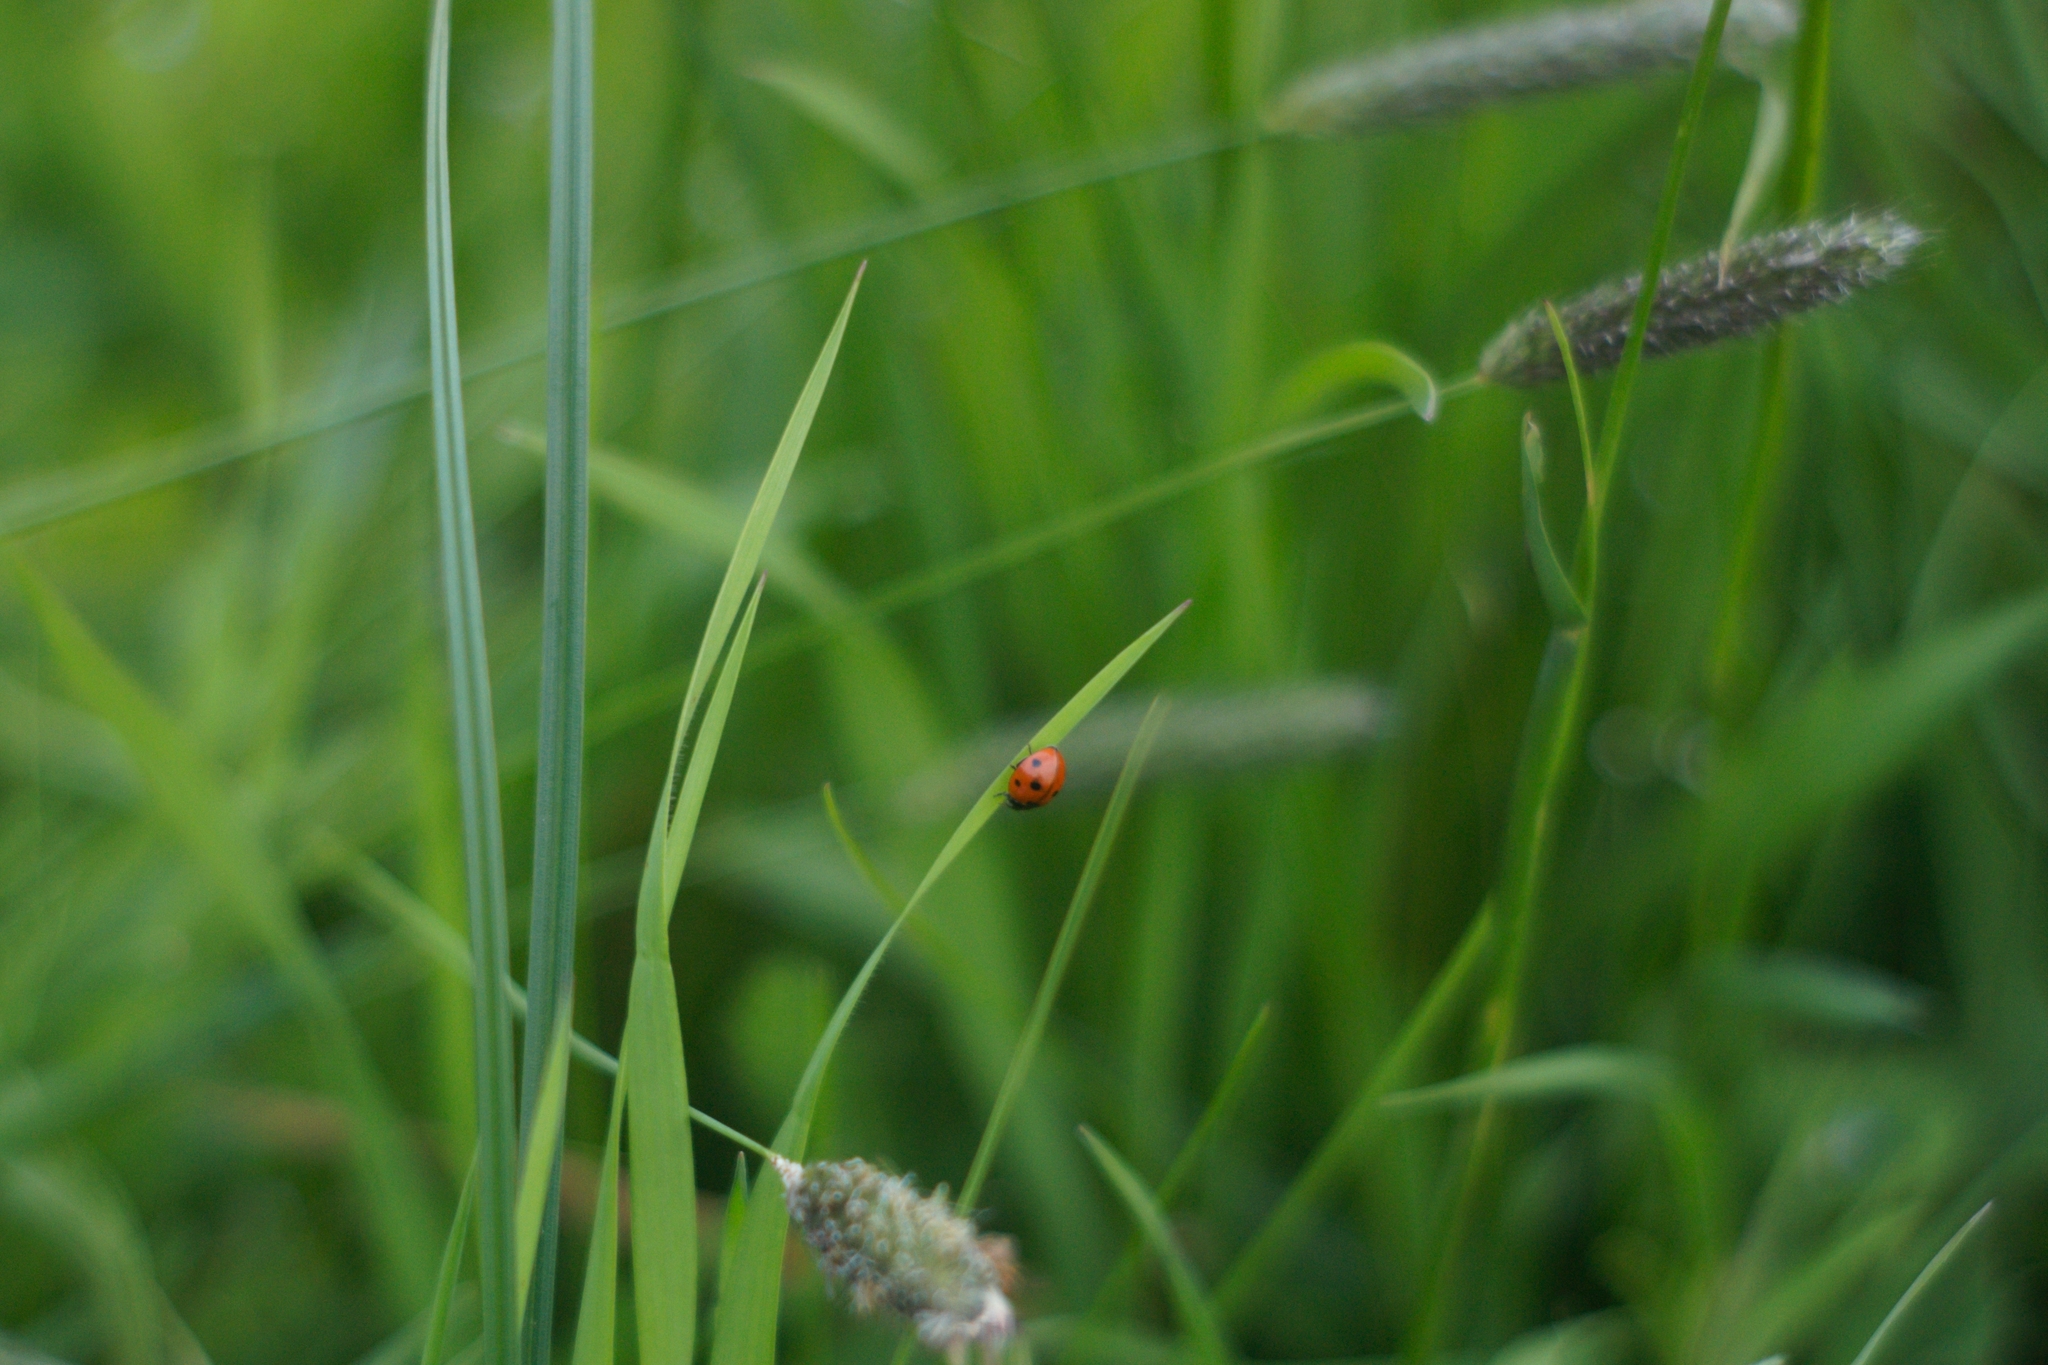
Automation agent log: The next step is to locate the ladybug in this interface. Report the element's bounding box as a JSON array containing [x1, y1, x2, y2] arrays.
[[1005, 747, 1067, 810]]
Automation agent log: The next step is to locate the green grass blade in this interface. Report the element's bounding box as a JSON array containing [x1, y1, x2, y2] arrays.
[[1213, 901, 1496, 1322], [521, 0, 597, 1347], [421, 1156, 478, 1365], [1092, 1004, 1272, 1317], [10, 555, 440, 1308], [1382, 1046, 1724, 1267], [1719, 72, 1791, 271], [1540, 303, 1595, 508], [664, 268, 863, 797], [514, 997, 576, 1323], [746, 60, 943, 193], [1521, 415, 1586, 627], [1079, 1127, 1232, 1365], [1268, 339, 1439, 424], [0, 1154, 168, 1365], [1591, 0, 1736, 483], [0, 131, 1246, 541], [957, 697, 1171, 1211], [624, 577, 764, 1365], [822, 782, 907, 910], [568, 1054, 628, 1365], [713, 1154, 750, 1321], [712, 602, 1189, 1365], [1846, 1203, 1995, 1365], [426, 0, 520, 1348]]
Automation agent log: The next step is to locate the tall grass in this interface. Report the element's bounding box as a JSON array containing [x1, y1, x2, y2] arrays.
[[1, 1, 2045, 1364]]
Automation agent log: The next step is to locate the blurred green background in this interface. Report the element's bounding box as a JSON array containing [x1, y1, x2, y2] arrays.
[[2, 0, 2045, 1362]]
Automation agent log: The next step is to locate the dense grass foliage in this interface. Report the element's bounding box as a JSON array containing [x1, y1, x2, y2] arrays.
[[2, 1, 2045, 1363]]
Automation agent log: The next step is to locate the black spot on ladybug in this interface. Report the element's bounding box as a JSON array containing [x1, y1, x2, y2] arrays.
[[1030, 779, 1043, 790]]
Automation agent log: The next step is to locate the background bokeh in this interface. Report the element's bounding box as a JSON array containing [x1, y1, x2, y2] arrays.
[[2, 1, 2045, 1362]]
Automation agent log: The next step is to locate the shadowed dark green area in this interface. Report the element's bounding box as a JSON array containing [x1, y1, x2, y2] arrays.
[[0, 1, 2044, 1363]]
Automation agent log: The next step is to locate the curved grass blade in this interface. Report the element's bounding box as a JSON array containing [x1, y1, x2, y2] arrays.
[[1521, 416, 1586, 627], [711, 601, 1190, 1365], [822, 782, 907, 911], [0, 1154, 169, 1365], [1079, 1128, 1231, 1365], [521, 0, 597, 1345], [1382, 1045, 1724, 1267], [426, 0, 520, 1346], [421, 1157, 478, 1365], [1092, 1003, 1272, 1317], [1846, 1202, 1995, 1365], [1269, 340, 1439, 424], [746, 60, 943, 193], [957, 697, 1171, 1211]]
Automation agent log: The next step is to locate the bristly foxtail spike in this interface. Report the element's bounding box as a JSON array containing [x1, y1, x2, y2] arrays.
[[778, 1157, 1019, 1354], [1269, 0, 1797, 136], [1479, 212, 1928, 389]]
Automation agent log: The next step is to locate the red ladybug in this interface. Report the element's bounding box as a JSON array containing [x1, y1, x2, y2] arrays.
[[1005, 747, 1067, 810]]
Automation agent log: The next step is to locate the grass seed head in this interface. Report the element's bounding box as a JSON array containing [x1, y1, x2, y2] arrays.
[[1269, 0, 1797, 136], [774, 1156, 1017, 1360], [1478, 212, 1927, 388]]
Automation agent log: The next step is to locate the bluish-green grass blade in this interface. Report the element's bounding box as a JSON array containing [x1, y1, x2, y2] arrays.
[[421, 1156, 478, 1365], [711, 601, 1189, 1365], [425, 0, 520, 1347], [522, 0, 596, 1348], [1079, 1127, 1231, 1365], [958, 697, 1170, 1211], [568, 1054, 628, 1365]]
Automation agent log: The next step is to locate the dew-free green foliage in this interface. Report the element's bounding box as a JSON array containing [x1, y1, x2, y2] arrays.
[[2, 2, 2046, 1365]]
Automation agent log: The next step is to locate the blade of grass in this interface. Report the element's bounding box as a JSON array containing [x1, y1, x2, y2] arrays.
[[1092, 1003, 1272, 1318], [1591, 0, 1738, 482], [426, 0, 520, 1349], [957, 697, 1171, 1211], [1540, 303, 1594, 510], [10, 555, 440, 1308], [1846, 1203, 1995, 1365], [521, 0, 597, 1346], [822, 781, 907, 910], [1079, 1127, 1231, 1365], [1520, 416, 1586, 626], [567, 1064, 627, 1365], [625, 578, 764, 1365], [514, 997, 576, 1323], [0, 1154, 167, 1365], [421, 1157, 478, 1365], [1213, 900, 1496, 1322], [0, 129, 1254, 541], [711, 601, 1190, 1365]]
